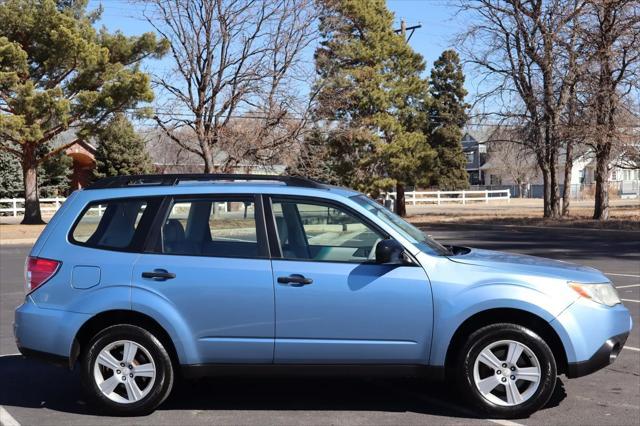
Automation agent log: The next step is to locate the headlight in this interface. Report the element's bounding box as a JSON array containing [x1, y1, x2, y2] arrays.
[[568, 281, 621, 307]]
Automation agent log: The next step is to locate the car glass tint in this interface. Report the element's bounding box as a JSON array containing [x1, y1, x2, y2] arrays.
[[272, 199, 381, 263], [72, 199, 147, 248], [162, 198, 258, 257]]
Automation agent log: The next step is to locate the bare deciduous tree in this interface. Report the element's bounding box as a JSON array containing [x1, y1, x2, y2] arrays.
[[141, 0, 318, 172], [458, 0, 587, 218], [485, 127, 540, 197], [580, 0, 640, 220]]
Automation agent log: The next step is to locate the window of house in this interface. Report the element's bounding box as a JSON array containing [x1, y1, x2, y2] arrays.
[[161, 198, 259, 257]]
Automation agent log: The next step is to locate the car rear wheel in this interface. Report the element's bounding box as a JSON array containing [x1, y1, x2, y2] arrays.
[[80, 324, 174, 416], [456, 323, 557, 419]]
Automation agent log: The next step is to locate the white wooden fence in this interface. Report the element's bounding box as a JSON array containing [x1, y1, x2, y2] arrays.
[[385, 189, 511, 205], [0, 197, 66, 217], [1, 189, 511, 217]]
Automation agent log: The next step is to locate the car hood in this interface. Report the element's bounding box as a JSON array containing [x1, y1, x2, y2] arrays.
[[447, 248, 609, 282]]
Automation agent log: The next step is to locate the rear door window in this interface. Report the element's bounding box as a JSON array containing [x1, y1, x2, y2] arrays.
[[160, 197, 264, 258], [71, 198, 154, 250]]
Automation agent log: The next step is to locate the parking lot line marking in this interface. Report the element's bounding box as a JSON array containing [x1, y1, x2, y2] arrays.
[[623, 346, 640, 352], [616, 284, 640, 289], [606, 273, 640, 278], [0, 406, 20, 426], [489, 420, 524, 426], [621, 299, 640, 303]]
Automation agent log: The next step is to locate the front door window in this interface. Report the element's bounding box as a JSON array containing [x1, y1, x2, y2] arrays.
[[271, 199, 382, 263]]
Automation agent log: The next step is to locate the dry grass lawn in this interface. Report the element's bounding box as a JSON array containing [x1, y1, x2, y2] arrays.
[[406, 199, 640, 230]]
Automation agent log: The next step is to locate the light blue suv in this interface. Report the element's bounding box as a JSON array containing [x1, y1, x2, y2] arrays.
[[14, 174, 632, 418]]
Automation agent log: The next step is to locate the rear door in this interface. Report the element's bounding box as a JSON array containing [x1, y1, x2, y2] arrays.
[[266, 196, 433, 364], [132, 194, 275, 363]]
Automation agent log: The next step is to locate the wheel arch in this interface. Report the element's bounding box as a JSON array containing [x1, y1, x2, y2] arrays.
[[71, 310, 180, 371], [444, 308, 568, 376]]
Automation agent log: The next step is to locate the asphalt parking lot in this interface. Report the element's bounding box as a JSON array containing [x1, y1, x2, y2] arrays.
[[1, 224, 638, 426]]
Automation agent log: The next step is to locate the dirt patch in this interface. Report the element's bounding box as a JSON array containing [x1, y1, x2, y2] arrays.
[[0, 223, 47, 243]]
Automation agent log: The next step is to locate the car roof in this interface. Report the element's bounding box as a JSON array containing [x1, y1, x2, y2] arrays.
[[80, 175, 360, 200]]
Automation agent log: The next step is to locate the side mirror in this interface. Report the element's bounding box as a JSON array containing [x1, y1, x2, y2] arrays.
[[375, 239, 406, 265]]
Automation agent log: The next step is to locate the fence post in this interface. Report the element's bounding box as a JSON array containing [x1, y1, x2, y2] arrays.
[[412, 191, 416, 206], [485, 190, 489, 203], [507, 189, 511, 203], [437, 192, 441, 205], [462, 190, 466, 205], [54, 197, 60, 210], [12, 199, 17, 217]]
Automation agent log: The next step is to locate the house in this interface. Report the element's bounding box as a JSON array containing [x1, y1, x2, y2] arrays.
[[461, 131, 487, 185], [462, 129, 640, 198], [64, 139, 97, 191]]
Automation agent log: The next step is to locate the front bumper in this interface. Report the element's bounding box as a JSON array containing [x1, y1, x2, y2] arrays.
[[566, 331, 629, 378], [551, 299, 632, 378]]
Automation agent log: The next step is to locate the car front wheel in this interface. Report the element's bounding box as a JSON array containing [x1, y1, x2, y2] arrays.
[[457, 323, 557, 419], [80, 324, 174, 415]]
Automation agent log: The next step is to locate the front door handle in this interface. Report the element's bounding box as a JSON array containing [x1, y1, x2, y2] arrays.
[[142, 269, 176, 281], [277, 274, 313, 287]]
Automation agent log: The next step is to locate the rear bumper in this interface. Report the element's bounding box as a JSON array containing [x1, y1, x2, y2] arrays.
[[14, 297, 89, 364], [566, 331, 629, 378]]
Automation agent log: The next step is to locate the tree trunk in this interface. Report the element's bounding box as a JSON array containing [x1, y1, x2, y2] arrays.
[[561, 142, 573, 216], [548, 150, 561, 218], [395, 182, 406, 217], [21, 152, 44, 225], [202, 149, 214, 173], [540, 164, 551, 218], [593, 147, 610, 220]]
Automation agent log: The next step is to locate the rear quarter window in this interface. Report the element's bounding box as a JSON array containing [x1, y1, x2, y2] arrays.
[[70, 198, 151, 250]]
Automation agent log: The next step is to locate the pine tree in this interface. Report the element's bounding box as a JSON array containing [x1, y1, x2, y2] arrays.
[[0, 142, 71, 199], [0, 146, 23, 198], [38, 145, 72, 197], [315, 0, 435, 215], [428, 50, 469, 190], [93, 114, 153, 180], [0, 0, 167, 223]]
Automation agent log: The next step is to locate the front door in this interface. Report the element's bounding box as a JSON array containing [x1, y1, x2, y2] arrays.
[[132, 195, 274, 364], [267, 196, 433, 364]]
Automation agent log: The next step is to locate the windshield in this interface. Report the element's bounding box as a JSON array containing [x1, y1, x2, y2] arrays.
[[351, 195, 451, 256]]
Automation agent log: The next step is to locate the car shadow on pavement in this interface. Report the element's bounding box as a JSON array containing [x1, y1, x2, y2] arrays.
[[0, 355, 566, 419]]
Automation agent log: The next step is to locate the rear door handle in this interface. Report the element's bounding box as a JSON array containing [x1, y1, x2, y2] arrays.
[[277, 274, 313, 287], [142, 269, 176, 281]]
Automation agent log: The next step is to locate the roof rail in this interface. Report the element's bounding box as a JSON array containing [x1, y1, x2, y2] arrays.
[[86, 173, 326, 190]]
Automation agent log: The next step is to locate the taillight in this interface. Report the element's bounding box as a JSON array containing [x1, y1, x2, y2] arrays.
[[25, 256, 61, 293]]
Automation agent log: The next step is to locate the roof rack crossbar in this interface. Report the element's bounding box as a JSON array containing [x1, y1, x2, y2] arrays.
[[87, 173, 325, 190]]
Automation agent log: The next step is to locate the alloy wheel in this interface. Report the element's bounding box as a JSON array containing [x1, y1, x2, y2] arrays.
[[472, 339, 541, 406], [93, 340, 157, 404]]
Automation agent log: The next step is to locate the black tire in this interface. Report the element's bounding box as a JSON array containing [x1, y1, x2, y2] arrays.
[[456, 323, 557, 419], [80, 324, 174, 416]]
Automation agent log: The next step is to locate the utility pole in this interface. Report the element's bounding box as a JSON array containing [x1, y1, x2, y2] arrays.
[[391, 18, 422, 216], [394, 18, 422, 42]]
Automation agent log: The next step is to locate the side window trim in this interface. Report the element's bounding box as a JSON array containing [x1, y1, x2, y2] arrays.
[[264, 194, 390, 262], [144, 193, 270, 259]]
